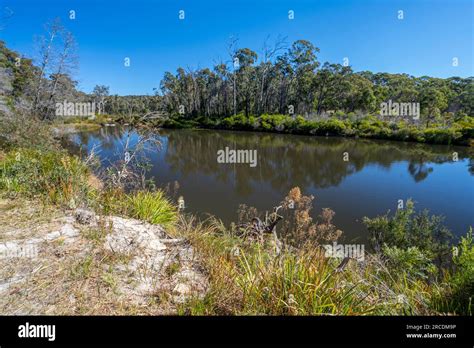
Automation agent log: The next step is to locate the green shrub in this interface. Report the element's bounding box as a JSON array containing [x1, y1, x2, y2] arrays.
[[0, 148, 90, 205], [382, 245, 436, 279], [222, 114, 253, 130], [176, 214, 443, 315], [334, 110, 346, 119], [354, 117, 393, 139], [126, 190, 178, 227], [259, 114, 294, 132], [363, 199, 453, 265], [297, 118, 318, 133], [318, 118, 347, 135], [446, 229, 474, 314], [166, 112, 473, 145], [429, 229, 474, 315], [423, 128, 462, 144], [0, 112, 59, 151], [163, 117, 198, 129]]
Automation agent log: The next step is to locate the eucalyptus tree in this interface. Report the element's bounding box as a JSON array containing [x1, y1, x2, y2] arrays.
[[274, 53, 294, 114], [92, 84, 110, 115], [160, 71, 180, 115], [287, 40, 320, 115], [234, 48, 258, 116], [345, 73, 376, 113], [257, 36, 287, 115], [46, 30, 77, 117], [227, 36, 239, 116], [313, 63, 352, 114], [195, 68, 214, 116], [32, 18, 62, 115], [213, 62, 231, 117], [32, 18, 78, 119], [419, 83, 448, 126], [155, 38, 472, 122]]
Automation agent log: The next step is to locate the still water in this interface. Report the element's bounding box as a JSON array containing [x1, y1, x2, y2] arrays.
[[71, 127, 474, 242]]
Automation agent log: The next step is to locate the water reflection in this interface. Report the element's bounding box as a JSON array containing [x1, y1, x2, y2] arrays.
[[69, 127, 474, 240], [160, 129, 472, 190]]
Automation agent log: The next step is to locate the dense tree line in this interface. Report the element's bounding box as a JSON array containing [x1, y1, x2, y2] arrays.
[[1, 30, 472, 127], [158, 39, 473, 125]]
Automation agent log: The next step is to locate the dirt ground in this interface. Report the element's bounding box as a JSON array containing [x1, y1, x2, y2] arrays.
[[0, 198, 207, 315]]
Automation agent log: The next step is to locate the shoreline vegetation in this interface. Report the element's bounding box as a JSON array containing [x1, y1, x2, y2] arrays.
[[2, 35, 474, 148], [0, 130, 473, 315], [117, 112, 474, 146], [0, 23, 473, 315]]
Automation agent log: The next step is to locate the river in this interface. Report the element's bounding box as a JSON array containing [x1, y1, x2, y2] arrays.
[[70, 126, 474, 242]]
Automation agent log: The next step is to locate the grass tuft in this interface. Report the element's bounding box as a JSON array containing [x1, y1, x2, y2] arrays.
[[126, 190, 178, 227]]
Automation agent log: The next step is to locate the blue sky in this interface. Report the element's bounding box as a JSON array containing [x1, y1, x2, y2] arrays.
[[1, 0, 472, 95]]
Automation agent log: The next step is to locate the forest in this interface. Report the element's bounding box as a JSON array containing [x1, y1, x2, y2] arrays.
[[0, 17, 473, 318], [158, 39, 473, 121], [2, 28, 472, 145]]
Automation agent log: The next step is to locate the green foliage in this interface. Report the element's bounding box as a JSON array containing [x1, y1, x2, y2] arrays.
[[222, 114, 254, 130], [162, 117, 199, 129], [382, 245, 436, 279], [442, 229, 474, 314], [361, 199, 474, 314], [233, 246, 373, 315], [175, 214, 451, 315], [152, 38, 473, 145], [126, 190, 178, 227], [98, 189, 178, 227], [166, 112, 473, 145], [0, 148, 90, 205], [363, 199, 453, 265], [428, 229, 474, 315], [0, 112, 59, 151], [423, 127, 463, 144], [173, 188, 469, 316], [294, 117, 317, 133], [0, 40, 39, 97], [453, 116, 474, 141], [156, 38, 473, 125], [317, 118, 348, 135], [259, 114, 292, 132]]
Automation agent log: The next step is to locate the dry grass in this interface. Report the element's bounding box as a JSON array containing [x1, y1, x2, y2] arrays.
[[0, 198, 182, 315], [0, 198, 63, 241], [53, 123, 102, 135], [169, 210, 444, 316], [0, 197, 464, 316]]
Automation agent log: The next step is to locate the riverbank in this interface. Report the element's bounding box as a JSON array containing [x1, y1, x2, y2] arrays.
[[66, 124, 474, 241], [158, 114, 474, 146], [0, 197, 207, 314], [61, 111, 474, 146], [0, 143, 472, 315]]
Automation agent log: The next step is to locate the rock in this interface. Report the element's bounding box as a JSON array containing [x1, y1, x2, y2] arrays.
[[45, 223, 80, 243], [104, 216, 167, 255], [102, 216, 208, 304], [0, 197, 209, 311], [170, 267, 208, 303], [173, 283, 191, 295], [0, 223, 79, 259], [74, 209, 95, 225], [74, 208, 96, 225]]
